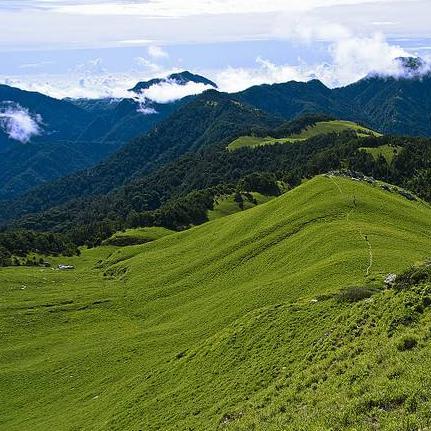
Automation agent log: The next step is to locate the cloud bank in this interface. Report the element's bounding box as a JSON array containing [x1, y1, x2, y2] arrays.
[[215, 34, 419, 91], [43, 0, 401, 17], [1, 0, 429, 52], [137, 81, 215, 104], [1, 34, 429, 102], [134, 80, 216, 114], [0, 102, 43, 143]]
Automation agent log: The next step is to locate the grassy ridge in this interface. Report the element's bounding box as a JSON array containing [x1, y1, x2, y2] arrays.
[[228, 120, 381, 150], [1, 176, 431, 430]]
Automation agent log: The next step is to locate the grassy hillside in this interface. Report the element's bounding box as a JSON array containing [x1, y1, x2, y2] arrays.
[[1, 176, 431, 430], [103, 226, 174, 246], [360, 144, 403, 164], [208, 192, 274, 221], [228, 120, 380, 150]]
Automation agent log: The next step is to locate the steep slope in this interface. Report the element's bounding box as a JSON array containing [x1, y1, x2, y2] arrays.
[[1, 176, 431, 430], [0, 85, 124, 198], [0, 84, 92, 150], [336, 74, 431, 136], [0, 86, 164, 199], [0, 140, 121, 199], [235, 73, 431, 137], [0, 83, 190, 198], [0, 91, 281, 223], [73, 97, 187, 143], [235, 79, 360, 123]]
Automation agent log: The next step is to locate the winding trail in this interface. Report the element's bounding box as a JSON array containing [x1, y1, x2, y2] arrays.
[[328, 175, 374, 278], [358, 227, 373, 276]]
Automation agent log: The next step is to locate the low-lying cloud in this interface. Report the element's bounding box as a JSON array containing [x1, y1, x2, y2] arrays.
[[136, 105, 158, 115], [137, 80, 215, 104], [133, 80, 215, 114], [215, 34, 429, 91], [0, 102, 43, 143]]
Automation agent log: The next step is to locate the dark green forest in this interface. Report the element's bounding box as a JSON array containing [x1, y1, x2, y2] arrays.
[[4, 131, 430, 251]]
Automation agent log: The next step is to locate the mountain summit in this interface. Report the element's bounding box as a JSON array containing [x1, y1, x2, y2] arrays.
[[129, 71, 218, 94], [396, 56, 427, 73]]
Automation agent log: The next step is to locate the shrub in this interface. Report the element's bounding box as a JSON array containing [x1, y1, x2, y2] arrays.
[[396, 335, 418, 351], [394, 264, 431, 290], [336, 286, 378, 303]]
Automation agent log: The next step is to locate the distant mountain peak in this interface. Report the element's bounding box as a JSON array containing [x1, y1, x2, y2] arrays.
[[395, 56, 430, 78], [129, 71, 218, 94], [396, 56, 426, 72], [362, 56, 430, 82]]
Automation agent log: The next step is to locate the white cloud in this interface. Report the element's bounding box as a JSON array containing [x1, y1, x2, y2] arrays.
[[134, 57, 163, 74], [216, 58, 306, 93], [117, 39, 154, 46], [0, 33, 425, 100], [271, 15, 351, 43], [0, 74, 136, 99], [137, 105, 158, 115], [73, 57, 107, 75], [48, 0, 403, 17], [0, 67, 214, 101], [147, 45, 168, 59], [19, 60, 55, 69], [0, 102, 43, 143], [0, 0, 428, 53], [326, 33, 409, 85], [137, 80, 214, 104], [215, 33, 413, 91]]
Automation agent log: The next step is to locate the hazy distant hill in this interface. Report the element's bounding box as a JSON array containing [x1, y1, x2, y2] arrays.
[[0, 82, 186, 198], [0, 84, 92, 151]]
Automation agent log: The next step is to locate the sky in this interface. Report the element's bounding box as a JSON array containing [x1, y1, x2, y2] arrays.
[[1, 0, 431, 99]]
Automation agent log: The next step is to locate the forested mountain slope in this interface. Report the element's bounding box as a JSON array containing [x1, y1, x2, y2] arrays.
[[0, 91, 281, 223], [3, 66, 431, 219], [0, 84, 92, 151], [236, 73, 431, 136], [0, 85, 175, 198], [236, 79, 361, 122], [336, 74, 431, 136]]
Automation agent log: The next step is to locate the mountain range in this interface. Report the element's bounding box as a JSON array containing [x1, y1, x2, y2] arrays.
[[0, 63, 430, 204], [2, 58, 431, 430], [0, 72, 216, 198]]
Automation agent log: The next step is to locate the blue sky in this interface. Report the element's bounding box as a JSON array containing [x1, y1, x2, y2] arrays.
[[1, 0, 430, 98]]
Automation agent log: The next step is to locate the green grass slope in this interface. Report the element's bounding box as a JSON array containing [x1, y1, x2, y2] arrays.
[[1, 176, 431, 430], [103, 226, 174, 246], [208, 192, 274, 221], [228, 120, 381, 150], [360, 144, 403, 164]]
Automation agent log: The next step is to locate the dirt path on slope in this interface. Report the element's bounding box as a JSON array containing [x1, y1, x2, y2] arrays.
[[328, 175, 373, 278]]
